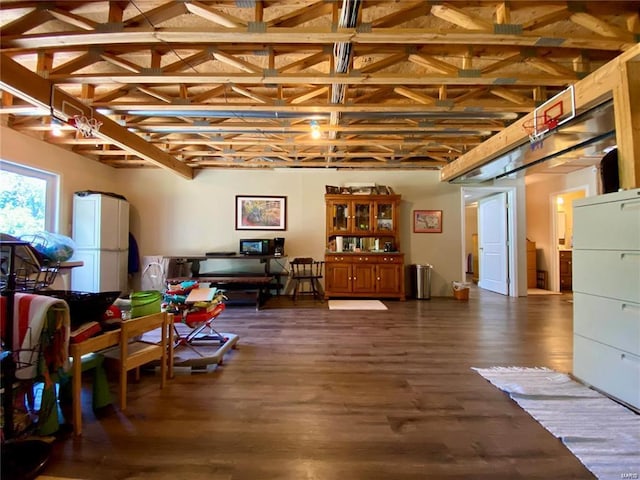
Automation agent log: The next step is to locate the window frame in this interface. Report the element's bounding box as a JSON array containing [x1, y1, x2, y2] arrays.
[[0, 160, 59, 233]]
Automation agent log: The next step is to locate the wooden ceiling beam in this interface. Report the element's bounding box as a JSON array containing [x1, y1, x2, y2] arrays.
[[267, 1, 333, 28], [570, 12, 635, 40], [290, 86, 330, 104], [230, 85, 273, 104], [99, 102, 528, 114], [136, 86, 174, 103], [163, 50, 214, 73], [490, 87, 533, 105], [2, 29, 634, 52], [430, 4, 493, 31], [358, 53, 408, 74], [370, 2, 431, 28], [278, 51, 327, 73], [521, 6, 571, 31], [0, 53, 193, 179], [48, 7, 98, 30], [50, 50, 101, 75], [124, 2, 188, 28], [185, 1, 247, 28], [49, 71, 575, 86], [100, 53, 144, 73], [0, 8, 52, 37], [211, 50, 261, 73], [393, 87, 437, 105], [526, 57, 578, 77]]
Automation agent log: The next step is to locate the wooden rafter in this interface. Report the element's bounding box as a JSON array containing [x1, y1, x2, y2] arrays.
[[0, 0, 636, 174]]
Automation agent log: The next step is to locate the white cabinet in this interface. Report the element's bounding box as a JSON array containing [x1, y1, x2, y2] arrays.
[[572, 188, 640, 410], [71, 193, 129, 293]]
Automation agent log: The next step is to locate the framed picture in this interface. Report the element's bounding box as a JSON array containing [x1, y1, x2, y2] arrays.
[[413, 210, 442, 233], [235, 195, 287, 230]]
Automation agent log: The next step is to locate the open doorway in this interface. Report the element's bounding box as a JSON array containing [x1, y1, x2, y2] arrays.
[[550, 188, 586, 292], [461, 186, 520, 297]]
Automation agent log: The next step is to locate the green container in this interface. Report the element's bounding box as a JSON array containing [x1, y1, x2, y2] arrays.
[[130, 290, 162, 318]]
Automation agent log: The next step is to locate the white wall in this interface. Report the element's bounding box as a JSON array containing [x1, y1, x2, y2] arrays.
[[116, 168, 463, 296], [1, 126, 465, 297]]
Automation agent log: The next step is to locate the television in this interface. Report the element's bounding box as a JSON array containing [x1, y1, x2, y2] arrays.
[[239, 239, 272, 255]]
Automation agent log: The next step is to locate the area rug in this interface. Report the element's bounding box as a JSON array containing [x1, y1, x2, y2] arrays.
[[328, 300, 388, 310], [473, 366, 640, 480]]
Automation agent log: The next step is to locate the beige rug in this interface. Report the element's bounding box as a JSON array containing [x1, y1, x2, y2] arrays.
[[328, 300, 388, 310], [473, 366, 640, 480]]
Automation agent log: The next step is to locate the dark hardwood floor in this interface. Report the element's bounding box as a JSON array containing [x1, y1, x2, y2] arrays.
[[41, 287, 595, 479]]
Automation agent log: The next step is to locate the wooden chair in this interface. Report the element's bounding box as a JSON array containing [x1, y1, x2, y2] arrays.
[[101, 311, 173, 411], [288, 257, 324, 302]]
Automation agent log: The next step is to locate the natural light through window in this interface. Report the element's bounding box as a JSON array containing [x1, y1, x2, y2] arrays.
[[0, 160, 58, 237]]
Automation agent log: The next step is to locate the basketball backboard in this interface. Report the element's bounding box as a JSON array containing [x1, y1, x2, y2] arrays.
[[532, 85, 576, 137]]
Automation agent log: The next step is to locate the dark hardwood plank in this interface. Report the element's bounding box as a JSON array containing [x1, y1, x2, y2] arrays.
[[41, 288, 595, 479]]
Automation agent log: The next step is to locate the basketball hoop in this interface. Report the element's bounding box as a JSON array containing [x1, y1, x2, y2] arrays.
[[73, 115, 102, 138], [523, 115, 557, 150]]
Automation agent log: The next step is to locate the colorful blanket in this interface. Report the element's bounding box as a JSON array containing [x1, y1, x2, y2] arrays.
[[0, 293, 70, 379]]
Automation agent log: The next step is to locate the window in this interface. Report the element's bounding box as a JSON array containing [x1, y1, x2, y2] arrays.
[[0, 160, 58, 236]]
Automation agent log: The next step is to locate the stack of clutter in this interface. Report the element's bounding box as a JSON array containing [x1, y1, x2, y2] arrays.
[[163, 280, 226, 327]]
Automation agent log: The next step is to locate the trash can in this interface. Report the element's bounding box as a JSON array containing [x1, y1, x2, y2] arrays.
[[411, 264, 432, 300]]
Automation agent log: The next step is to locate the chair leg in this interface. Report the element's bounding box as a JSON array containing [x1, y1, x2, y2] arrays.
[[311, 279, 320, 300], [160, 322, 168, 388], [119, 368, 128, 411]]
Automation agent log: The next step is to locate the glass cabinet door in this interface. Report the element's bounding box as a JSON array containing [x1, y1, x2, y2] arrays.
[[328, 200, 350, 235], [353, 201, 372, 232], [375, 201, 395, 233]]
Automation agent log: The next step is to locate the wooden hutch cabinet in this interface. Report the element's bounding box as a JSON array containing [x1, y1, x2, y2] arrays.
[[324, 193, 405, 300]]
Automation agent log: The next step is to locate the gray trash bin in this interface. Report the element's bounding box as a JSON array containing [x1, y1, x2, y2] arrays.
[[412, 264, 432, 299]]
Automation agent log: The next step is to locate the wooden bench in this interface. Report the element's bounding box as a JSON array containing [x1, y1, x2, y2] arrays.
[[168, 275, 276, 310]]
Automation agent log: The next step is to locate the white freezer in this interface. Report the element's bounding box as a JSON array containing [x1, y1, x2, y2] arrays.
[[71, 193, 130, 293], [71, 249, 128, 293]]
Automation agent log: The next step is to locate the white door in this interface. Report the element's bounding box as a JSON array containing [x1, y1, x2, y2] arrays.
[[478, 192, 509, 295]]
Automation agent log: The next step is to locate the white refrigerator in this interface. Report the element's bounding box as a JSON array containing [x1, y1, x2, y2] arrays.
[[71, 192, 130, 293]]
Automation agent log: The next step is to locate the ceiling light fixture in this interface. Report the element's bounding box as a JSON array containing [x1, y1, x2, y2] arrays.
[[310, 120, 321, 139], [50, 117, 63, 137]]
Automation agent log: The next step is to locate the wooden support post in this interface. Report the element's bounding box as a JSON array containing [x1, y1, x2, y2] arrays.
[[613, 59, 640, 189]]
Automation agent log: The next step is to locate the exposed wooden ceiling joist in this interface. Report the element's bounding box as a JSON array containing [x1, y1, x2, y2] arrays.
[[0, 0, 637, 174]]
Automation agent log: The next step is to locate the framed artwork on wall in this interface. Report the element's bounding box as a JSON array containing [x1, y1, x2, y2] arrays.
[[235, 195, 287, 230], [413, 210, 442, 233]]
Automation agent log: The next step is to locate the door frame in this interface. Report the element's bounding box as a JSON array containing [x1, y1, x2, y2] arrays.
[[461, 186, 521, 297]]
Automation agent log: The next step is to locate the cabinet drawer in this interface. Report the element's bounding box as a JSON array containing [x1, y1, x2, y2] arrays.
[[573, 334, 640, 409], [352, 255, 378, 263], [325, 255, 352, 263], [573, 250, 640, 302], [378, 255, 403, 264], [574, 293, 640, 355], [574, 191, 640, 250]]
